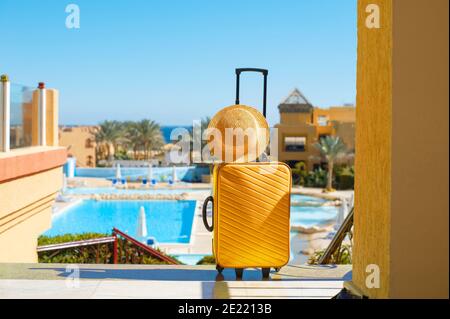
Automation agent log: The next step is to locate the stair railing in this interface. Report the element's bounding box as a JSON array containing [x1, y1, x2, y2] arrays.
[[318, 207, 354, 265]]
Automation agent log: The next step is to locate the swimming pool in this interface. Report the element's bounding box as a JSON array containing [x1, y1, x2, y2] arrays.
[[291, 194, 327, 205], [69, 165, 209, 182], [64, 187, 209, 196], [44, 200, 197, 244], [173, 254, 208, 265], [291, 205, 338, 227]]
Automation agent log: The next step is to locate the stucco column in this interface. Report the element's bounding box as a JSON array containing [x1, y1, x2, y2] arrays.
[[45, 89, 59, 147], [0, 75, 10, 152], [38, 82, 46, 146], [347, 0, 448, 299]]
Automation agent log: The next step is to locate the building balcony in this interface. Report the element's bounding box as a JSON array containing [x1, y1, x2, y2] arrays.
[[0, 75, 67, 263]]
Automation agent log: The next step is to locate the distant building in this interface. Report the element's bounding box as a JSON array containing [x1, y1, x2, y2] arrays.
[[59, 126, 97, 167], [275, 88, 355, 170]]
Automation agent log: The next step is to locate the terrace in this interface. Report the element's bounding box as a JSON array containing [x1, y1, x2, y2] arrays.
[[0, 74, 354, 299], [0, 263, 351, 299], [0, 0, 448, 300]]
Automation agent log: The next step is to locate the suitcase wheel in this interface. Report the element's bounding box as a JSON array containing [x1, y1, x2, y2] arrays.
[[235, 268, 244, 279], [262, 268, 271, 279], [216, 265, 224, 274], [274, 267, 281, 273]]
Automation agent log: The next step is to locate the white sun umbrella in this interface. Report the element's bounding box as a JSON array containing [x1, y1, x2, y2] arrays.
[[335, 198, 348, 230], [147, 163, 153, 181], [172, 166, 177, 183], [137, 206, 148, 241], [349, 191, 355, 210], [343, 197, 350, 219], [62, 174, 67, 193], [115, 163, 122, 179]]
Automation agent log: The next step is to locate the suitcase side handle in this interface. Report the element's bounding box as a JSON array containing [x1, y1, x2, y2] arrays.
[[202, 196, 214, 232], [235, 68, 268, 118]]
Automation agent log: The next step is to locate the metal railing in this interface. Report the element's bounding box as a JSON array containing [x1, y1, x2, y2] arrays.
[[318, 207, 354, 265], [37, 228, 180, 265], [112, 228, 180, 264], [37, 236, 116, 252]]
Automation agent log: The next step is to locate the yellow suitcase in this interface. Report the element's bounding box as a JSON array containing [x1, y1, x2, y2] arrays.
[[202, 162, 291, 279], [202, 68, 291, 279]]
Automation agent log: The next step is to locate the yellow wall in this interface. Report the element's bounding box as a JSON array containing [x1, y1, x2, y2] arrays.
[[350, 0, 448, 298], [313, 107, 356, 124], [0, 167, 62, 262], [59, 126, 97, 167], [389, 0, 449, 298], [276, 106, 355, 168], [334, 122, 356, 150], [352, 0, 393, 299], [275, 123, 319, 170], [280, 112, 313, 125]]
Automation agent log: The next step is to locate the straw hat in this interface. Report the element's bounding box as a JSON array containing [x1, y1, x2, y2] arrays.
[[207, 104, 270, 163]]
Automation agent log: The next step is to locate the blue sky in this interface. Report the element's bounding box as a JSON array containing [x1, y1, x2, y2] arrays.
[[0, 0, 357, 126]]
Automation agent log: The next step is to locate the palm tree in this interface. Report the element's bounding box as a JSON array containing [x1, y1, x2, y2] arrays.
[[200, 117, 211, 149], [314, 136, 348, 192], [189, 116, 211, 164], [134, 119, 164, 160], [95, 120, 123, 161], [121, 121, 141, 160]]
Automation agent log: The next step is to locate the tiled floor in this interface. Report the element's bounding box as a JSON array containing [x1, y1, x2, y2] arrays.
[[0, 263, 351, 299]]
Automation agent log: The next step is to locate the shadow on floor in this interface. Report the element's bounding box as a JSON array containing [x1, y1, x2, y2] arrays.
[[28, 266, 352, 282], [29, 267, 263, 281]]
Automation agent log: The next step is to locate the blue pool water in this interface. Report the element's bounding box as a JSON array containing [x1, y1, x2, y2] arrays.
[[291, 194, 327, 205], [64, 187, 209, 196], [291, 205, 338, 227], [45, 200, 196, 243], [71, 165, 209, 182], [173, 254, 208, 265]]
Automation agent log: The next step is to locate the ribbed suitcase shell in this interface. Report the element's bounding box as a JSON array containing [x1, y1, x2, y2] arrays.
[[212, 162, 291, 269]]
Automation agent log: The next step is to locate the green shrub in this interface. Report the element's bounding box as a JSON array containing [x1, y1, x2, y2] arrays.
[[38, 233, 180, 265], [291, 164, 355, 190], [196, 255, 215, 265], [304, 168, 328, 188], [114, 149, 131, 160], [38, 233, 109, 246], [291, 162, 309, 186], [334, 166, 355, 190], [308, 244, 352, 265]]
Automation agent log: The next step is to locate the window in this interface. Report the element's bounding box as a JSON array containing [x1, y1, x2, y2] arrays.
[[284, 136, 306, 152], [87, 155, 94, 167], [318, 115, 328, 126], [85, 138, 94, 148]]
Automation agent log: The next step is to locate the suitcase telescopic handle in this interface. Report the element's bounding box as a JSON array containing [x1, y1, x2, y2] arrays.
[[202, 196, 214, 232], [235, 68, 268, 118]]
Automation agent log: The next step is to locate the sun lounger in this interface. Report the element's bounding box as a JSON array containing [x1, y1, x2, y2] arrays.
[[146, 237, 157, 248], [55, 194, 73, 203]]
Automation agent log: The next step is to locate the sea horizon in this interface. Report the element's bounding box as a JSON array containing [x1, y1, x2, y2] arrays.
[[59, 124, 193, 144]]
